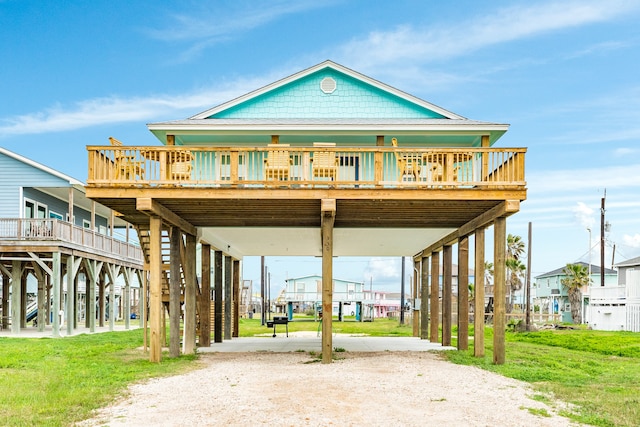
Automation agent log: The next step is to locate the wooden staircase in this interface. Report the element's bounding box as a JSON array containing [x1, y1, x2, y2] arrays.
[[136, 225, 201, 327]]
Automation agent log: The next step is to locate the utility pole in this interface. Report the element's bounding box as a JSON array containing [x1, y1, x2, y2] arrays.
[[526, 222, 532, 331], [600, 192, 606, 287], [260, 256, 265, 325], [400, 257, 405, 325]]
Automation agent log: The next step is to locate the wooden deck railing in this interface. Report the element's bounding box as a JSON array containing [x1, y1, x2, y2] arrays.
[[0, 218, 143, 262], [87, 146, 526, 189]]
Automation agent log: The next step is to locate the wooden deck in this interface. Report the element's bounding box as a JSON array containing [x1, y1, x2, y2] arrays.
[[0, 218, 142, 266]]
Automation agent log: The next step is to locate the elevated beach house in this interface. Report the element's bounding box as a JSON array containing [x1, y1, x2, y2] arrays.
[[0, 147, 143, 336], [85, 61, 526, 363]]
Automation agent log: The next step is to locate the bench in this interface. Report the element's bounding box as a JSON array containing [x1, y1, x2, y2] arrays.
[[266, 316, 289, 337]]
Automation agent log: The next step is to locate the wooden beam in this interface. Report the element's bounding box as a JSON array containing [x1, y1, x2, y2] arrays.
[[169, 227, 181, 358], [183, 233, 197, 354], [494, 217, 507, 364], [27, 252, 53, 276], [442, 245, 452, 347], [457, 236, 469, 350], [214, 250, 223, 343], [52, 252, 61, 337], [429, 252, 439, 343], [200, 244, 211, 347], [224, 255, 232, 340], [232, 259, 240, 338], [136, 198, 197, 236], [66, 255, 75, 336], [11, 260, 21, 334], [321, 199, 335, 364], [413, 259, 420, 337], [474, 228, 485, 357], [149, 216, 163, 362], [421, 200, 520, 255], [420, 255, 429, 340]]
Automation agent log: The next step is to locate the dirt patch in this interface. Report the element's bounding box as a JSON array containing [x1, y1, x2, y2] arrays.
[[77, 351, 580, 426]]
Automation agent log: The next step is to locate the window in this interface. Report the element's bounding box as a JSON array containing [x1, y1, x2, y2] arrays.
[[49, 211, 63, 220], [24, 199, 47, 219], [83, 219, 91, 229]]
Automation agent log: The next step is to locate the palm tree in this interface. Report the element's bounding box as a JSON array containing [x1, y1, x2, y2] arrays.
[[505, 258, 526, 312], [561, 263, 591, 324], [507, 234, 525, 261]]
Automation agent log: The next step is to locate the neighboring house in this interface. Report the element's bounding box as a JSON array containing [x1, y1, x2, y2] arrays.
[[534, 262, 617, 324], [284, 275, 365, 320], [85, 60, 527, 362], [588, 257, 640, 332], [0, 147, 143, 336]]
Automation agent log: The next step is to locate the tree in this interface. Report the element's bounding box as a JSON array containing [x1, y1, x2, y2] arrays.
[[561, 263, 591, 324], [507, 234, 525, 261], [505, 258, 526, 313]]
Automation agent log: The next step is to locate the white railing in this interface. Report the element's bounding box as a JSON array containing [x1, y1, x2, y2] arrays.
[[590, 286, 627, 302], [0, 218, 142, 262]]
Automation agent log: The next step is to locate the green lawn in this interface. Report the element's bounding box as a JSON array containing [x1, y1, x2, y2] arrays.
[[0, 329, 196, 427], [2, 320, 639, 427], [443, 328, 640, 427]]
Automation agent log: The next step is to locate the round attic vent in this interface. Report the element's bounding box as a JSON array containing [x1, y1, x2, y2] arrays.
[[320, 77, 337, 94]]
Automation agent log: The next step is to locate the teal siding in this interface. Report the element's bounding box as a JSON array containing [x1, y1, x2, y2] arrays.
[[211, 69, 445, 119]]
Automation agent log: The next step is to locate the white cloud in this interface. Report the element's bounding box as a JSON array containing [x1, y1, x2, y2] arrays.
[[573, 202, 596, 230], [623, 234, 640, 248], [0, 77, 271, 138], [143, 1, 335, 61], [336, 0, 639, 71], [527, 164, 640, 193], [363, 257, 400, 283]]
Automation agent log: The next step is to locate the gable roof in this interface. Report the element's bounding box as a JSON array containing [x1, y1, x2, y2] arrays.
[[0, 146, 84, 189], [535, 262, 616, 279], [191, 60, 465, 120], [147, 60, 509, 145], [615, 256, 640, 268]]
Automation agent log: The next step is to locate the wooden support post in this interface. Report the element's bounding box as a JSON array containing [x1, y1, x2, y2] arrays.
[[420, 256, 429, 340], [21, 272, 27, 328], [413, 259, 420, 337], [169, 227, 181, 358], [66, 255, 75, 335], [321, 199, 335, 364], [109, 266, 115, 332], [11, 260, 21, 334], [98, 274, 105, 328], [35, 267, 45, 332], [457, 236, 469, 350], [224, 255, 232, 340], [442, 245, 452, 346], [123, 268, 131, 330], [1, 271, 8, 330], [474, 228, 485, 357], [200, 244, 211, 347], [52, 252, 61, 337], [233, 259, 240, 338], [149, 216, 163, 363], [494, 217, 507, 364], [214, 250, 223, 343], [429, 252, 439, 343], [183, 233, 197, 354]]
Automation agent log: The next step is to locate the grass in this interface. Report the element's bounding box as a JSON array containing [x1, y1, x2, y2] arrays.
[[239, 316, 414, 337], [3, 318, 639, 426], [441, 328, 640, 427], [0, 328, 197, 427]]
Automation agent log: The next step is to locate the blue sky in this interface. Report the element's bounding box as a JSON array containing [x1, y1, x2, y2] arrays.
[[2, 0, 640, 293]]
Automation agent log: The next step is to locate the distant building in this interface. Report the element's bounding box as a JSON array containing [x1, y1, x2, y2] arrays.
[[284, 275, 365, 320], [588, 257, 640, 332], [534, 262, 617, 324]]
